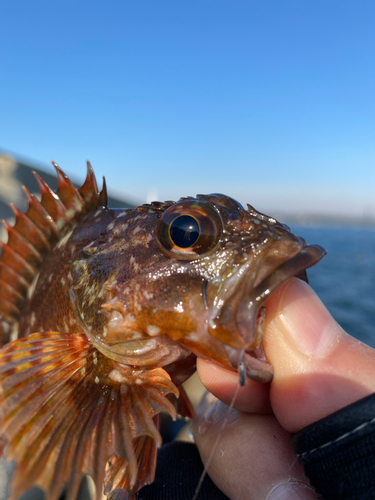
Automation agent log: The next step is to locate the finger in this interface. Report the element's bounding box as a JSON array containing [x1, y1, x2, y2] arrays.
[[197, 357, 272, 413], [193, 398, 317, 500], [264, 278, 375, 432]]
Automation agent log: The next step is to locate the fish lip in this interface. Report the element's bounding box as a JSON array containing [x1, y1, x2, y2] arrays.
[[208, 243, 326, 382], [235, 243, 327, 347]]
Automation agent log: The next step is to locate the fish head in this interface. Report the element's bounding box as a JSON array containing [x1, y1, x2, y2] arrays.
[[70, 195, 325, 382]]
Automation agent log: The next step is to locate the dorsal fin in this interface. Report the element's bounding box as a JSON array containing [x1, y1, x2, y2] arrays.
[[0, 161, 107, 346]]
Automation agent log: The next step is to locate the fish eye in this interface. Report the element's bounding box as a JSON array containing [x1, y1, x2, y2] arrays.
[[155, 200, 223, 259], [169, 215, 200, 248]]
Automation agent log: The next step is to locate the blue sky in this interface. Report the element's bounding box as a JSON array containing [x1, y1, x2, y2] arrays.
[[1, 1, 375, 218]]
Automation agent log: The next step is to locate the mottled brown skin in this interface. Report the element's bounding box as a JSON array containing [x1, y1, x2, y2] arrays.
[[19, 208, 118, 338]]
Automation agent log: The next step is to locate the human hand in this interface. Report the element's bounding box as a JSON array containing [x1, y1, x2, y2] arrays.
[[193, 278, 375, 500]]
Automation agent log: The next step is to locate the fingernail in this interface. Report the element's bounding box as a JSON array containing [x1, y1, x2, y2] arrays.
[[194, 395, 225, 438], [277, 279, 342, 357], [267, 482, 317, 500], [196, 391, 218, 418]]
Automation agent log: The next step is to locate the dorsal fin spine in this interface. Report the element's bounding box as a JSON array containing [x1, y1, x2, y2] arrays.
[[0, 163, 103, 345], [78, 162, 100, 210], [3, 221, 43, 266], [34, 172, 69, 226], [53, 163, 85, 214], [1, 298, 20, 320], [99, 175, 108, 208], [22, 187, 60, 238], [0, 243, 36, 279], [10, 204, 51, 250], [0, 262, 29, 293], [0, 279, 24, 308]]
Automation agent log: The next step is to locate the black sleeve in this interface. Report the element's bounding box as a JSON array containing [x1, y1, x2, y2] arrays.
[[291, 392, 375, 500], [137, 441, 229, 500], [138, 393, 375, 500]]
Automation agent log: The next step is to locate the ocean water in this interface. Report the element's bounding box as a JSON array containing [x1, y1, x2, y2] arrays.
[[290, 225, 375, 348]]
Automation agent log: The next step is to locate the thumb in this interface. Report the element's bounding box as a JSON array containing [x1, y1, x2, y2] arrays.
[[264, 278, 375, 433]]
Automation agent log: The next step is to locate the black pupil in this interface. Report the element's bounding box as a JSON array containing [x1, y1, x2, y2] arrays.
[[170, 215, 200, 248]]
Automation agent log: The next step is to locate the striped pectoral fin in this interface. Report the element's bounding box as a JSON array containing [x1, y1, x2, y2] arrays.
[[104, 423, 160, 500], [0, 332, 179, 500]]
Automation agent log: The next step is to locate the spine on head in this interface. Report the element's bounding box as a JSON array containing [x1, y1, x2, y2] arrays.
[[0, 161, 107, 346]]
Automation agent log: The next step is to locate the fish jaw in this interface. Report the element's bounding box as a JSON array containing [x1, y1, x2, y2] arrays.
[[207, 242, 326, 349], [198, 242, 326, 382]]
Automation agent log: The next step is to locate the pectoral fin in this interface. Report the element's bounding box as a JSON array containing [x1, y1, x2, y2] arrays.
[[0, 332, 178, 500]]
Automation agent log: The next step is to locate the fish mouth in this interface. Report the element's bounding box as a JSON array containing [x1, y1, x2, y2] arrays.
[[209, 243, 327, 383]]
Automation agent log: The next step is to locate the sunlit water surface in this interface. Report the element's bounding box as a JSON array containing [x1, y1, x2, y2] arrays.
[[290, 225, 375, 348]]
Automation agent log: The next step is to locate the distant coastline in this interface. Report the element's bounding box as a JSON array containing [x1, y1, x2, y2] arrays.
[[1, 152, 374, 230], [275, 212, 375, 229]]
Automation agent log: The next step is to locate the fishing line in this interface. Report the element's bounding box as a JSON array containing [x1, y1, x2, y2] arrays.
[[192, 354, 245, 500]]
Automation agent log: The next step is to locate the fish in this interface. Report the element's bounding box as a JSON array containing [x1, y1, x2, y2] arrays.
[[0, 162, 326, 500]]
